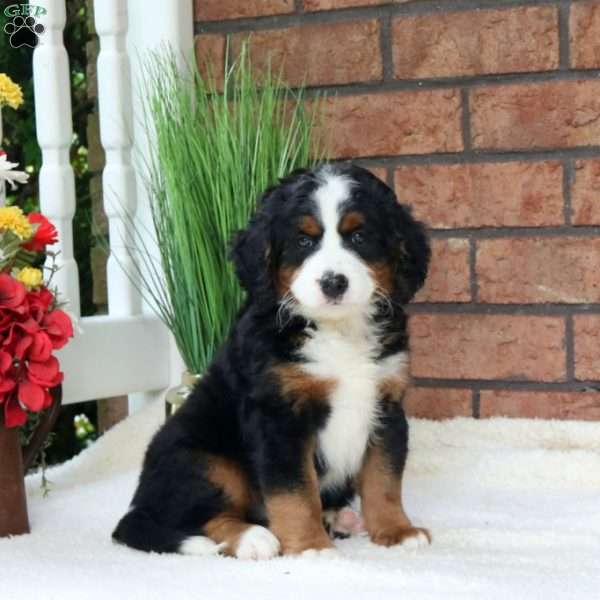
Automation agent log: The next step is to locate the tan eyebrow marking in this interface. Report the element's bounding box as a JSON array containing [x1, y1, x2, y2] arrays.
[[339, 210, 365, 234], [298, 215, 322, 237]]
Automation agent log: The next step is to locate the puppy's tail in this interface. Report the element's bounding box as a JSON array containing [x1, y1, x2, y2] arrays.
[[112, 508, 222, 556]]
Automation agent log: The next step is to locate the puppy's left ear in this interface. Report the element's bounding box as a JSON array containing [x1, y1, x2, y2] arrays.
[[390, 202, 430, 304], [229, 186, 279, 299]]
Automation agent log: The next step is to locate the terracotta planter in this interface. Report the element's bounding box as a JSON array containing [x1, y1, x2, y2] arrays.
[[0, 386, 62, 538], [0, 424, 29, 536]]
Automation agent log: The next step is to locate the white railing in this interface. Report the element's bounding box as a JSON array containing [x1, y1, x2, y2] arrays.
[[30, 0, 193, 408]]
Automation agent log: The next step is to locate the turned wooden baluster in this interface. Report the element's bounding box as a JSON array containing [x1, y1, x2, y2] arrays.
[[95, 0, 141, 317], [32, 0, 80, 317]]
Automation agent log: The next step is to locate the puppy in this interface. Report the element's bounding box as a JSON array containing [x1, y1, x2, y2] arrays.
[[113, 164, 431, 559]]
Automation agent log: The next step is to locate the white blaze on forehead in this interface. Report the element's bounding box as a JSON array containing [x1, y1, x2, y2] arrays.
[[313, 171, 354, 274], [313, 169, 355, 228]]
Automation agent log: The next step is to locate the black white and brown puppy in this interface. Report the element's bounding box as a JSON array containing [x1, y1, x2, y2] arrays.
[[113, 163, 431, 559]]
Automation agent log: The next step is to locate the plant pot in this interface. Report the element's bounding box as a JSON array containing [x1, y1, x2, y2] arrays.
[[165, 371, 201, 419], [0, 386, 62, 538], [0, 424, 28, 536]]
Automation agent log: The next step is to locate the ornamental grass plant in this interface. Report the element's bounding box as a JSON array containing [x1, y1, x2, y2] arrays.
[[135, 44, 326, 374]]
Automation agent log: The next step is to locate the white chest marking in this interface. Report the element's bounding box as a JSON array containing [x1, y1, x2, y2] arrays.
[[301, 319, 409, 491]]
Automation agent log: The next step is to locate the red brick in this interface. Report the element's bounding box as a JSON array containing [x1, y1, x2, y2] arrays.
[[195, 0, 293, 21], [393, 7, 558, 79], [477, 238, 600, 304], [195, 34, 225, 88], [470, 81, 600, 150], [231, 20, 382, 87], [366, 166, 387, 182], [319, 90, 463, 159], [395, 162, 563, 229], [574, 315, 600, 380], [572, 160, 600, 225], [304, 0, 410, 10], [480, 390, 600, 420], [415, 239, 471, 303], [410, 314, 566, 382], [404, 387, 473, 419], [570, 2, 600, 69]]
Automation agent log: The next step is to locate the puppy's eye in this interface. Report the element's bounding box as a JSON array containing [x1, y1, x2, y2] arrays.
[[351, 230, 365, 246], [297, 234, 315, 249]]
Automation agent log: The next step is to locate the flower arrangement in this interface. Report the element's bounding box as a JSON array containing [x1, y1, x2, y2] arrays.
[[0, 206, 73, 428]]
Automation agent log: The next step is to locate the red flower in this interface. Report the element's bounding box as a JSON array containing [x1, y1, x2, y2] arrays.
[[0, 350, 15, 394], [30, 331, 53, 362], [2, 317, 39, 351], [1, 351, 65, 428], [28, 288, 54, 323], [0, 278, 72, 427], [14, 331, 52, 362], [23, 213, 58, 252], [0, 350, 21, 427], [18, 358, 62, 413], [18, 379, 45, 412], [3, 397, 27, 428], [0, 274, 26, 310], [42, 309, 73, 349], [27, 355, 63, 388]]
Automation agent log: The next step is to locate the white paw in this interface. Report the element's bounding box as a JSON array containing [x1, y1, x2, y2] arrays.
[[236, 526, 280, 560], [179, 536, 225, 556], [401, 530, 430, 550], [300, 547, 340, 559]]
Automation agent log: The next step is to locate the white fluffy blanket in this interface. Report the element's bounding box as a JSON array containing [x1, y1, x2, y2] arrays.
[[1, 402, 599, 600]]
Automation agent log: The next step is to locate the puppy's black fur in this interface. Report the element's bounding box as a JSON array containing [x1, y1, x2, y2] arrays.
[[113, 164, 430, 555]]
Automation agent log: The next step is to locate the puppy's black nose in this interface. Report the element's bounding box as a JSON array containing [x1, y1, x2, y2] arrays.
[[320, 271, 348, 299]]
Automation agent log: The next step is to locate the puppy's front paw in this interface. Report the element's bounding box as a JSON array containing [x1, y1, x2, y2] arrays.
[[370, 526, 431, 548], [281, 532, 335, 556], [236, 526, 281, 560]]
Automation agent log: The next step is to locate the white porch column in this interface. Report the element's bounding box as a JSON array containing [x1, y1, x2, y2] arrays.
[[94, 0, 141, 317], [32, 0, 81, 317]]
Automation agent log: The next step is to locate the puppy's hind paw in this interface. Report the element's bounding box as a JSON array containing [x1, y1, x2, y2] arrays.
[[179, 536, 225, 556], [400, 528, 431, 550], [300, 547, 340, 559], [236, 526, 281, 560], [371, 526, 431, 549], [330, 508, 367, 538]]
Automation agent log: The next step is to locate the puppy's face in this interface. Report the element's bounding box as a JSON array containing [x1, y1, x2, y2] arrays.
[[280, 171, 383, 320], [231, 165, 430, 321]]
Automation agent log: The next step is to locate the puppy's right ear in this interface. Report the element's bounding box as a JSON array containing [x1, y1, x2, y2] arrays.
[[230, 187, 278, 298]]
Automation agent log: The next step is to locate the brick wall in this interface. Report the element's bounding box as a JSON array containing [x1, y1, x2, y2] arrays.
[[195, 0, 600, 420]]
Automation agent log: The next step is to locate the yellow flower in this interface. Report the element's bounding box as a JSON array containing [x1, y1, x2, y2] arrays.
[[15, 267, 44, 291], [0, 206, 33, 240], [0, 74, 24, 110]]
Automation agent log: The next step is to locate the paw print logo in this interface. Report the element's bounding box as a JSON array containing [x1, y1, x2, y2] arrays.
[[4, 16, 45, 49]]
